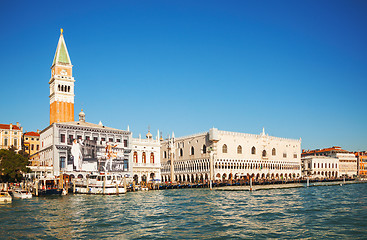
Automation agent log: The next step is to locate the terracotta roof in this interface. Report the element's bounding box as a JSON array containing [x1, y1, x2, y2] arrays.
[[24, 131, 40, 137], [302, 146, 349, 155], [0, 124, 21, 130]]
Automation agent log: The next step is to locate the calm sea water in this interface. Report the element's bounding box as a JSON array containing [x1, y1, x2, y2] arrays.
[[1, 183, 366, 239]]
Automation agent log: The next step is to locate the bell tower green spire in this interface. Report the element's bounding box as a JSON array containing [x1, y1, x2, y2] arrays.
[[52, 28, 72, 66], [49, 28, 75, 125]]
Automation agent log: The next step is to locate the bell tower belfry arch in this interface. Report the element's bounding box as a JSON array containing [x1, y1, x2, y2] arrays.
[[49, 28, 75, 125]]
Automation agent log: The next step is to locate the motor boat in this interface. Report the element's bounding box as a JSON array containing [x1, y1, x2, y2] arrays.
[[0, 191, 12, 203], [73, 173, 127, 194], [12, 189, 32, 199]]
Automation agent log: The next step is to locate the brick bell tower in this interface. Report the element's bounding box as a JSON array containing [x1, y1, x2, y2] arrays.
[[49, 29, 75, 125]]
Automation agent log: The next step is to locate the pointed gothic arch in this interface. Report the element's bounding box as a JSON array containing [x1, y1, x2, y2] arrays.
[[272, 148, 276, 156], [222, 144, 228, 153], [251, 146, 256, 155], [237, 145, 242, 154]]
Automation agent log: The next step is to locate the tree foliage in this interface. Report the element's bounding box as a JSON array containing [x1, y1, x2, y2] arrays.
[[0, 148, 30, 182]]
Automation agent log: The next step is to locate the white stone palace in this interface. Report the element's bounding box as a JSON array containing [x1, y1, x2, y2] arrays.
[[160, 128, 302, 183], [131, 130, 161, 184]]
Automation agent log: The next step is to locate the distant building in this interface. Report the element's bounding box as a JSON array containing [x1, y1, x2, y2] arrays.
[[33, 110, 132, 178], [23, 131, 40, 156], [354, 152, 367, 176], [0, 123, 23, 151], [302, 146, 357, 177], [301, 155, 339, 178], [160, 128, 302, 183], [131, 130, 161, 184]]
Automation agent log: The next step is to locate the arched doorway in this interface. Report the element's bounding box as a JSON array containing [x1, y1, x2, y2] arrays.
[[222, 173, 227, 181], [133, 174, 139, 183]]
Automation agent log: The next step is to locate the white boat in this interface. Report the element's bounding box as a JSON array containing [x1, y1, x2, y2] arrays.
[[141, 186, 149, 191], [74, 173, 127, 195], [0, 191, 12, 203], [12, 189, 32, 199]]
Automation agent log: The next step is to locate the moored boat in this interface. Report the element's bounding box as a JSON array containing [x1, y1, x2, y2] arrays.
[[0, 191, 12, 203], [73, 173, 127, 195], [33, 177, 63, 196], [12, 189, 32, 199]]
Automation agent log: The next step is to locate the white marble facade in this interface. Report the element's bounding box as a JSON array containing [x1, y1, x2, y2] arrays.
[[131, 131, 161, 184], [160, 128, 302, 183], [301, 156, 339, 178]]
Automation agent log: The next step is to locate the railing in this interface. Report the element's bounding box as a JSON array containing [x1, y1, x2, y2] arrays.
[[133, 163, 161, 167]]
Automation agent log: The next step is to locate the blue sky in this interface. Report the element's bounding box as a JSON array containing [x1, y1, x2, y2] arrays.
[[1, 1, 366, 151]]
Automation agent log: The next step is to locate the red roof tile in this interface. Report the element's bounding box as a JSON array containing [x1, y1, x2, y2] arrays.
[[302, 146, 349, 155], [0, 124, 21, 130], [24, 131, 40, 137]]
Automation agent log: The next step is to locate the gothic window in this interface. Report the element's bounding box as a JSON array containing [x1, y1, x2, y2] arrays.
[[191, 146, 195, 155], [272, 148, 276, 156], [237, 145, 242, 154], [251, 146, 256, 155], [180, 148, 183, 157], [222, 144, 227, 153], [262, 150, 267, 157], [150, 153, 154, 164], [293, 153, 297, 158], [142, 152, 146, 163], [61, 85, 64, 92], [58, 85, 60, 91], [133, 152, 138, 163], [164, 151, 167, 158], [203, 145, 207, 154], [283, 153, 287, 158], [68, 86, 70, 92]]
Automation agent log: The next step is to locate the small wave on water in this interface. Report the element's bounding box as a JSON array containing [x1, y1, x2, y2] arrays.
[[1, 183, 366, 239]]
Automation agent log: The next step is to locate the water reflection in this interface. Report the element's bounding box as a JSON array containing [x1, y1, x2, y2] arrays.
[[0, 183, 366, 239]]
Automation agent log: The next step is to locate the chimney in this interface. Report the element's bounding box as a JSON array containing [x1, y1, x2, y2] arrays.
[[10, 123, 12, 130], [37, 129, 40, 134], [16, 122, 20, 127]]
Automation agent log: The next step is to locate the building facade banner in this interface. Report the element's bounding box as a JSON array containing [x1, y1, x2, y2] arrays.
[[66, 139, 128, 172]]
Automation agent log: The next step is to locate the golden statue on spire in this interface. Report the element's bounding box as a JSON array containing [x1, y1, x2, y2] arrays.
[[60, 28, 63, 34]]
